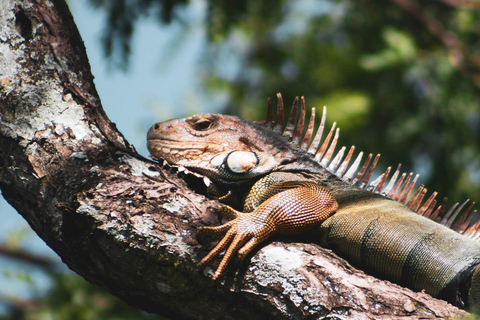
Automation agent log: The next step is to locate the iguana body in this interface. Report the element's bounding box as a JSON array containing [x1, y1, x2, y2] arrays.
[[147, 94, 480, 311]]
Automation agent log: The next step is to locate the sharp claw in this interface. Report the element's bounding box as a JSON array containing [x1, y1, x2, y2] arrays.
[[197, 218, 256, 280], [198, 227, 236, 277]]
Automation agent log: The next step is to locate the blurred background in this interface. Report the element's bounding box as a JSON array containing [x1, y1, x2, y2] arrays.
[[1, 0, 480, 318]]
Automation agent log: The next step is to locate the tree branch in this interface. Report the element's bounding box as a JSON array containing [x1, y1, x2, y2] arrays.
[[393, 0, 480, 87], [0, 245, 58, 268], [0, 0, 469, 319]]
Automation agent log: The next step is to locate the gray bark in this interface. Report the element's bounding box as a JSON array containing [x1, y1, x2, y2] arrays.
[[0, 0, 469, 319]]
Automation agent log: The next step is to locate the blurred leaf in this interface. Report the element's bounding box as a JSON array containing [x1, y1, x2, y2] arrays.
[[24, 274, 166, 320], [4, 227, 30, 250], [15, 273, 32, 283], [360, 28, 417, 70], [315, 90, 371, 130]]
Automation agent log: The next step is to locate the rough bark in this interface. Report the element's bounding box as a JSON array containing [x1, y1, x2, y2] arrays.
[[0, 0, 470, 319]]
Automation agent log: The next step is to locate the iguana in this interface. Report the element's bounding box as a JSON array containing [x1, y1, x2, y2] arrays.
[[147, 94, 480, 311]]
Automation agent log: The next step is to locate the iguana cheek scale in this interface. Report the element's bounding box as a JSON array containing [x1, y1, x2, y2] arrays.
[[147, 94, 480, 311]]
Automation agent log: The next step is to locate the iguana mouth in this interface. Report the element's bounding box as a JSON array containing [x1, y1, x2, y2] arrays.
[[147, 138, 227, 162]]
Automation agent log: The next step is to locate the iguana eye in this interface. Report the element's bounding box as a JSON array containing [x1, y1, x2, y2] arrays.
[[192, 118, 214, 131]]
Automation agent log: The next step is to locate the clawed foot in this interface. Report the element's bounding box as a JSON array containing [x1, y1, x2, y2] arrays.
[[196, 183, 338, 281], [197, 206, 270, 281]]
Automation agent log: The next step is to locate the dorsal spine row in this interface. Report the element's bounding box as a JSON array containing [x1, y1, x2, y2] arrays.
[[264, 93, 479, 239]]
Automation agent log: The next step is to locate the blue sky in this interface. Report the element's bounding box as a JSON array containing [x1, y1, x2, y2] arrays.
[[71, 0, 211, 156]]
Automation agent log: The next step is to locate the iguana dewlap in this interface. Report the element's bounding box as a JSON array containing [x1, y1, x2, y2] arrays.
[[147, 94, 480, 311]]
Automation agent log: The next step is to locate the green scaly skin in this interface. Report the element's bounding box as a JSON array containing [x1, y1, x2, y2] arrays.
[[147, 104, 480, 311]]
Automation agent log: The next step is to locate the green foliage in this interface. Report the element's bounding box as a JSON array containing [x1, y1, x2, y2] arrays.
[[2, 270, 32, 283], [360, 28, 417, 70], [4, 226, 30, 250], [23, 274, 166, 320]]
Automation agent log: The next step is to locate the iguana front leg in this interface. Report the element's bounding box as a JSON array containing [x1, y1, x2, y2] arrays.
[[198, 181, 338, 280]]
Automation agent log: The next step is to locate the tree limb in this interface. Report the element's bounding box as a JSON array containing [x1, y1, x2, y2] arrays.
[[393, 0, 480, 87], [0, 0, 469, 319]]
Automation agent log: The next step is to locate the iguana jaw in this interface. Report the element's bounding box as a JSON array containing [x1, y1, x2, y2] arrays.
[[147, 138, 227, 164]]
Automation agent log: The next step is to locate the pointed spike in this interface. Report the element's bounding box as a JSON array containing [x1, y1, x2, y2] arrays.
[[372, 166, 391, 194], [352, 153, 372, 185], [308, 106, 327, 154], [344, 151, 364, 181], [366, 180, 378, 192], [283, 97, 298, 138], [406, 184, 424, 210], [266, 97, 273, 127], [464, 218, 480, 238], [439, 202, 458, 225], [328, 146, 346, 173], [366, 169, 385, 192], [358, 154, 380, 189], [412, 187, 428, 212], [315, 122, 336, 161], [301, 107, 316, 150], [336, 146, 355, 177], [428, 205, 442, 221], [320, 128, 340, 165], [387, 172, 406, 199], [454, 201, 476, 233], [444, 200, 470, 228], [382, 164, 402, 196], [400, 174, 419, 204], [418, 191, 438, 215], [423, 199, 437, 217], [428, 198, 446, 221], [274, 93, 285, 132], [394, 172, 413, 202], [292, 97, 306, 145]]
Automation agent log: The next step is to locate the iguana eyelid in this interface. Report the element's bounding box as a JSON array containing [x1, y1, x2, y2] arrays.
[[186, 114, 220, 135], [193, 118, 214, 130]]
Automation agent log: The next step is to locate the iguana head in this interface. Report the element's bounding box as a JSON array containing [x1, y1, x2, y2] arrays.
[[147, 113, 305, 184]]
